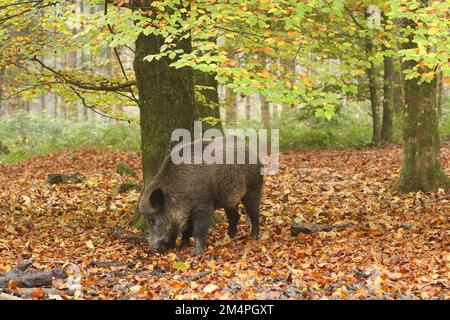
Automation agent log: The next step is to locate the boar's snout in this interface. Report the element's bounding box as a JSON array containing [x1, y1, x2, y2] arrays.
[[152, 240, 174, 254], [148, 229, 176, 253]]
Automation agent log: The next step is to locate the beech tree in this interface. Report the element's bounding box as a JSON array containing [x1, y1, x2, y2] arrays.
[[389, 0, 450, 192]]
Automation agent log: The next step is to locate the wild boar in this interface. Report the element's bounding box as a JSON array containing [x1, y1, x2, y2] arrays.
[[138, 136, 263, 255]]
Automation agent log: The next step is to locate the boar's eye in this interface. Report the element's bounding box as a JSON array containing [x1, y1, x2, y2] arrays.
[[149, 218, 155, 226]]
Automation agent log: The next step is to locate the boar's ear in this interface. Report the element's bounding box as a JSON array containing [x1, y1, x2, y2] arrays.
[[150, 188, 164, 210]]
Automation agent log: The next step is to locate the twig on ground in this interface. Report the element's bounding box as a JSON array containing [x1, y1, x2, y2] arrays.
[[291, 221, 352, 236], [87, 261, 132, 268]]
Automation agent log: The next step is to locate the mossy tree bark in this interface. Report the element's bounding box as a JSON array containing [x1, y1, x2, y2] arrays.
[[134, 32, 197, 184], [131, 32, 197, 227], [395, 20, 450, 192], [392, 58, 405, 117], [436, 70, 443, 121], [381, 54, 394, 144]]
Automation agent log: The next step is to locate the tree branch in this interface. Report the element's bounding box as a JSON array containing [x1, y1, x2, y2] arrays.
[[0, 0, 42, 10], [344, 6, 366, 30], [0, 2, 55, 25], [104, 0, 139, 104], [68, 85, 133, 122], [32, 56, 136, 92]]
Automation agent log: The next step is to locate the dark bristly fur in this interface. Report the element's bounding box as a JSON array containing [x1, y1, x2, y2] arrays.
[[139, 136, 264, 255]]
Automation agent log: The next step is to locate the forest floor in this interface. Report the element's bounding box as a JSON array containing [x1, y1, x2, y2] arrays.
[[0, 146, 448, 300]]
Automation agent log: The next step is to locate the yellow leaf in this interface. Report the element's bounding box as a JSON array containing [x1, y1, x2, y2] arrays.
[[74, 290, 82, 299], [428, 27, 439, 35], [422, 71, 435, 80], [259, 69, 271, 78], [22, 195, 31, 205], [203, 283, 218, 293], [130, 285, 142, 293], [85, 240, 95, 249], [301, 74, 312, 90], [5, 225, 17, 234], [167, 252, 177, 262]]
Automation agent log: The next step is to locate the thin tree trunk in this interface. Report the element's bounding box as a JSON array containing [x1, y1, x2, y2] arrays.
[[52, 41, 59, 118], [39, 57, 46, 114], [366, 39, 381, 146], [79, 0, 88, 121], [194, 70, 223, 132], [80, 49, 88, 120], [0, 67, 5, 116], [53, 95, 58, 118], [40, 95, 45, 114], [260, 94, 271, 126], [368, 67, 381, 145], [381, 54, 394, 144], [395, 19, 450, 192], [392, 58, 404, 117], [66, 50, 78, 120], [245, 95, 252, 120], [224, 86, 237, 123]]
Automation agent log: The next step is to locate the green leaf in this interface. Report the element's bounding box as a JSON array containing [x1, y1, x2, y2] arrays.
[[173, 261, 187, 270], [168, 52, 176, 60]]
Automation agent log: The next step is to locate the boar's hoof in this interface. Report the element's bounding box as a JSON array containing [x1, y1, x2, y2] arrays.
[[180, 238, 191, 248], [194, 242, 205, 256], [227, 229, 237, 239], [194, 247, 204, 256]]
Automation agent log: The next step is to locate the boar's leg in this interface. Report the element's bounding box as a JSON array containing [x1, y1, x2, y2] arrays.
[[242, 192, 261, 240], [192, 209, 212, 255], [225, 206, 239, 238], [180, 219, 193, 247]]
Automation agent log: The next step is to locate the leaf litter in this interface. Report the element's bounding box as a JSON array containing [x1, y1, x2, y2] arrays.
[[0, 147, 448, 299]]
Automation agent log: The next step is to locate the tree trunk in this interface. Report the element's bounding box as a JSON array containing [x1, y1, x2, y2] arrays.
[[67, 51, 78, 120], [0, 67, 4, 116], [366, 39, 381, 146], [245, 95, 252, 120], [193, 70, 223, 132], [134, 32, 197, 182], [395, 21, 450, 192], [40, 95, 46, 114], [131, 32, 197, 226], [392, 58, 404, 117], [260, 94, 271, 126], [81, 49, 88, 121], [224, 86, 237, 123], [436, 70, 443, 121], [367, 61, 381, 145], [381, 55, 394, 144]]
